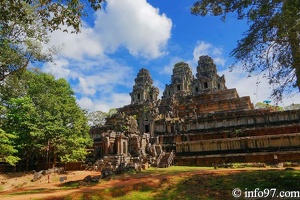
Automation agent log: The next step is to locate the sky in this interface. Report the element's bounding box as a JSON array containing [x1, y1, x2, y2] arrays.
[[41, 0, 300, 113]]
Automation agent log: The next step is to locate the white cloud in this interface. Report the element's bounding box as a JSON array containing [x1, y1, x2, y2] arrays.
[[220, 67, 300, 107], [48, 26, 103, 60], [153, 79, 165, 99], [42, 0, 173, 113], [77, 97, 96, 111], [77, 77, 97, 96], [48, 0, 172, 60], [193, 41, 226, 66], [159, 56, 184, 75], [77, 93, 131, 113], [43, 59, 71, 79], [95, 0, 172, 59]]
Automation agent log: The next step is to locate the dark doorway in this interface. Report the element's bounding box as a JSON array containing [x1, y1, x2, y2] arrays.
[[204, 82, 208, 88], [145, 125, 150, 133]]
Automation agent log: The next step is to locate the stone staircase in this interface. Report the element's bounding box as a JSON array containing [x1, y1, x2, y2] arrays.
[[157, 151, 175, 168]]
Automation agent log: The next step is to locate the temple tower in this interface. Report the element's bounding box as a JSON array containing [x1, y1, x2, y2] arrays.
[[130, 68, 159, 104], [162, 62, 194, 99], [192, 55, 226, 94]]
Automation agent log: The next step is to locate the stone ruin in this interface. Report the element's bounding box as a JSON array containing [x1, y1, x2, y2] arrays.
[[90, 55, 300, 168]]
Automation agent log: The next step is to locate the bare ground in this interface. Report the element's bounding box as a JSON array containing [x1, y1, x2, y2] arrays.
[[0, 167, 288, 200]]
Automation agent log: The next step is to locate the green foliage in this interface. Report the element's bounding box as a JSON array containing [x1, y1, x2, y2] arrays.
[[87, 110, 108, 127], [0, 69, 92, 166], [191, 0, 300, 102], [108, 108, 117, 117], [0, 0, 104, 33], [0, 2, 57, 81], [0, 0, 104, 81], [255, 102, 284, 111], [0, 129, 20, 165], [60, 166, 300, 200], [284, 103, 300, 110]]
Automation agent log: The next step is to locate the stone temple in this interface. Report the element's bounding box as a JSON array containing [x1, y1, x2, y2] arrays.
[[90, 55, 300, 168]]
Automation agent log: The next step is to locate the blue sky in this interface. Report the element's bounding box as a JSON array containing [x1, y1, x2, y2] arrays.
[[41, 0, 299, 112]]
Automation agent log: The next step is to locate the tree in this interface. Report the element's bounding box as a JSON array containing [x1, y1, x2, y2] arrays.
[[87, 110, 108, 127], [0, 0, 104, 81], [284, 103, 300, 110], [0, 0, 104, 33], [254, 102, 283, 111], [0, 129, 20, 166], [0, 105, 20, 166], [4, 97, 42, 169], [0, 69, 92, 169], [191, 0, 300, 101], [108, 108, 118, 117]]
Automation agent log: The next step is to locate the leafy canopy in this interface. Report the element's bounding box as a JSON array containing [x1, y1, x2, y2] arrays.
[[191, 0, 300, 102], [0, 69, 92, 165], [0, 0, 104, 81]]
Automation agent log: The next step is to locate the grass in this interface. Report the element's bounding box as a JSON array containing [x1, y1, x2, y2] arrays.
[[76, 167, 300, 200], [6, 166, 300, 200], [7, 188, 56, 196]]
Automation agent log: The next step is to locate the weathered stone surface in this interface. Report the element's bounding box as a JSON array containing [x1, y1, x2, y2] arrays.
[[32, 170, 43, 182], [130, 68, 159, 104], [193, 55, 226, 93], [162, 62, 194, 99], [176, 133, 300, 155], [83, 175, 92, 182]]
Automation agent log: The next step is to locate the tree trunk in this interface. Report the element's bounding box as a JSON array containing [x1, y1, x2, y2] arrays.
[[53, 150, 57, 168]]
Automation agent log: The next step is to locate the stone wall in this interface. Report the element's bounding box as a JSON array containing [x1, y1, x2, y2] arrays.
[[174, 151, 300, 166], [176, 124, 300, 141], [189, 109, 300, 131], [176, 96, 253, 117], [176, 133, 300, 155], [154, 110, 300, 134]]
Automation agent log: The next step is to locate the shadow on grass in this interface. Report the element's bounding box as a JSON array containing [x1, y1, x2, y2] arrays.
[[7, 188, 59, 196], [42, 168, 300, 200], [0, 172, 32, 179], [154, 169, 300, 200]]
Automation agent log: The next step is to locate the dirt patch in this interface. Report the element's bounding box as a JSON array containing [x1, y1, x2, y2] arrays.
[[0, 171, 100, 200], [0, 167, 294, 200]]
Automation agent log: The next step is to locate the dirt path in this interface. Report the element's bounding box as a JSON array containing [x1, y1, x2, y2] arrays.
[[0, 168, 279, 200]]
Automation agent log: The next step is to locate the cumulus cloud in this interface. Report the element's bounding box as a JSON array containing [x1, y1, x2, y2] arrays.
[[220, 67, 300, 107], [48, 26, 103, 60], [159, 56, 185, 75], [42, 0, 173, 112], [77, 93, 131, 113], [42, 58, 71, 80], [193, 41, 226, 66], [95, 0, 172, 59], [48, 0, 172, 60]]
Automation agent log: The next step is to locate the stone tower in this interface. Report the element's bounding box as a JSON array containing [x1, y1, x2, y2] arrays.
[[162, 62, 194, 99], [130, 68, 159, 104], [192, 55, 226, 94]]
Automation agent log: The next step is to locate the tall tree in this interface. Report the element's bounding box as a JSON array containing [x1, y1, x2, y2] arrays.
[[0, 0, 104, 81], [0, 70, 92, 168], [0, 129, 20, 166], [191, 0, 300, 101], [0, 105, 20, 166], [5, 97, 42, 170]]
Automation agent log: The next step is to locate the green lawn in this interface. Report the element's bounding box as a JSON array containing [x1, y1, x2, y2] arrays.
[[59, 166, 300, 200]]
